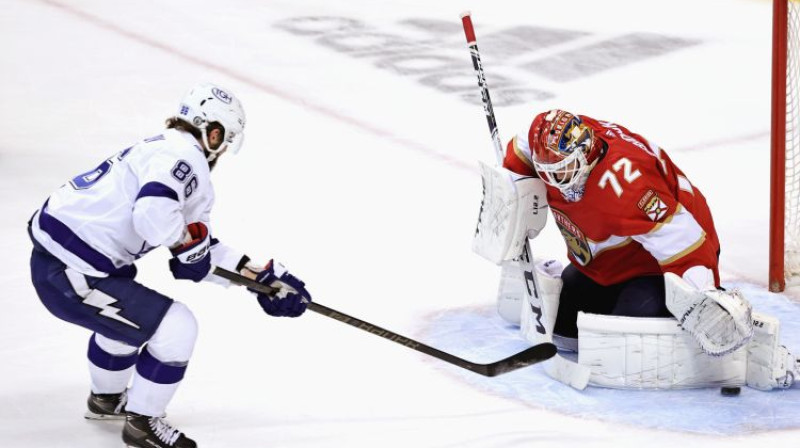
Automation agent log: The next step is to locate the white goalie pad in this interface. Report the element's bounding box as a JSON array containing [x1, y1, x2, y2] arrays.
[[472, 161, 548, 265], [496, 260, 525, 325], [664, 272, 753, 356], [518, 260, 591, 390], [497, 259, 562, 333], [746, 312, 798, 390], [577, 312, 747, 389]]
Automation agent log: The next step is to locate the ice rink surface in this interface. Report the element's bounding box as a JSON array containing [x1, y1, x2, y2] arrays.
[[1, 0, 799, 446]]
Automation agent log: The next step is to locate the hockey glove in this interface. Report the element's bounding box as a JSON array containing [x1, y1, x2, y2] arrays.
[[248, 260, 311, 317], [665, 272, 753, 356], [168, 222, 211, 282]]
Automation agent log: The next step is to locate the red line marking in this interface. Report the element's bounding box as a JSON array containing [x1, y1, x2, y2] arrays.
[[38, 0, 476, 173]]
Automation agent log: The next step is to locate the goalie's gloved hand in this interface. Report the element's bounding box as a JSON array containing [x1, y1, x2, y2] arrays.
[[168, 222, 211, 282], [248, 260, 311, 317]]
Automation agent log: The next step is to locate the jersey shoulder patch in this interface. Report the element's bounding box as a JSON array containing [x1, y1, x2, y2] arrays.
[[636, 189, 670, 222]]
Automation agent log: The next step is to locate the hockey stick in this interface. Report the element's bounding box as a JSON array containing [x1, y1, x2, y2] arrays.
[[460, 13, 591, 389], [460, 11, 546, 337], [213, 266, 556, 377]]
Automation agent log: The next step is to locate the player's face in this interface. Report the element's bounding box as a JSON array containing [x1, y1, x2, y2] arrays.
[[552, 164, 577, 183], [538, 154, 579, 185], [534, 145, 590, 198], [205, 128, 229, 171]]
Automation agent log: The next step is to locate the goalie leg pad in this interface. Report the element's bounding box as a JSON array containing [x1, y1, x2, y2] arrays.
[[472, 161, 548, 264], [746, 312, 799, 390], [577, 312, 747, 389], [518, 261, 591, 390], [664, 272, 753, 356], [496, 261, 525, 325]]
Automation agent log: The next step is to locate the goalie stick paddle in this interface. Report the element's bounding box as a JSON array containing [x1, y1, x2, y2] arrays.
[[213, 267, 557, 377]]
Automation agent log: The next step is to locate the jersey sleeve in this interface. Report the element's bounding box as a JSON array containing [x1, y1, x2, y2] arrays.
[[202, 238, 250, 286], [601, 149, 717, 278], [130, 151, 194, 247], [502, 135, 537, 176]]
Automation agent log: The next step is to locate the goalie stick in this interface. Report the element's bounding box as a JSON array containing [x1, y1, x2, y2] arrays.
[[460, 11, 546, 338], [213, 267, 557, 377], [460, 12, 592, 389]]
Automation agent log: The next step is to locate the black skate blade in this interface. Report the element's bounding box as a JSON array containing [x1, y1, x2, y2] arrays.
[[84, 410, 126, 421]]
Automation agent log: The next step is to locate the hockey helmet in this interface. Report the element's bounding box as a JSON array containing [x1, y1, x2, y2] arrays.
[[528, 109, 603, 200], [176, 83, 246, 160]]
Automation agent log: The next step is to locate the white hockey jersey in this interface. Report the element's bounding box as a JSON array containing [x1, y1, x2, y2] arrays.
[[30, 129, 244, 279]]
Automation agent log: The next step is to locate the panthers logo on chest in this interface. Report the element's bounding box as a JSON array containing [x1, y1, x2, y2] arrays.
[[551, 208, 593, 266]]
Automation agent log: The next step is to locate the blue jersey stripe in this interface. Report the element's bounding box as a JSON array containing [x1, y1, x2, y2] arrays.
[[37, 201, 134, 276], [136, 182, 179, 202]]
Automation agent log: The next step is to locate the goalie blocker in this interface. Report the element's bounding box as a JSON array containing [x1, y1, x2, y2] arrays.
[[472, 162, 548, 265]]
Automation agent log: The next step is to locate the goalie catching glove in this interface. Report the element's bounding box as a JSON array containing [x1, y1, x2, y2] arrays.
[[248, 260, 311, 317], [472, 161, 548, 264], [665, 272, 753, 356]]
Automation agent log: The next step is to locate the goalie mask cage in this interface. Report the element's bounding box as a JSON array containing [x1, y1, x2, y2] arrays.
[[769, 0, 800, 292]]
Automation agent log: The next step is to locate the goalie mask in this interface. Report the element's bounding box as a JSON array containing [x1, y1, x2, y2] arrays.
[[176, 83, 246, 162], [528, 110, 603, 202]]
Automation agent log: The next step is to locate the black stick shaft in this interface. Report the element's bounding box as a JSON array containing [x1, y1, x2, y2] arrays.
[[461, 12, 504, 164], [212, 266, 555, 376]]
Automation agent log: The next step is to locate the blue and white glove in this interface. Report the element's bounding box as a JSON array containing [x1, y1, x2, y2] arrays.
[[168, 222, 211, 282], [248, 260, 311, 317]]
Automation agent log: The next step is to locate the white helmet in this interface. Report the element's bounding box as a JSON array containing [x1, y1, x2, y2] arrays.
[[176, 83, 246, 160]]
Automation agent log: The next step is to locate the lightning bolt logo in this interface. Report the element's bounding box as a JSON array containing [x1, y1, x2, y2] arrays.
[[82, 291, 141, 329], [65, 268, 141, 329]]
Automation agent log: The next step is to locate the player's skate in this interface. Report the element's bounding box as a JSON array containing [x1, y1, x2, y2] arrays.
[[84, 391, 127, 420], [122, 413, 197, 448]]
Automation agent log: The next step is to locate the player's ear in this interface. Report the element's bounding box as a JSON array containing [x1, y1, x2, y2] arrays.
[[207, 126, 224, 149]]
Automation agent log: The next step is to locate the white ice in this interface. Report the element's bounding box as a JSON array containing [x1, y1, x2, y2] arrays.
[[1, 0, 798, 447]]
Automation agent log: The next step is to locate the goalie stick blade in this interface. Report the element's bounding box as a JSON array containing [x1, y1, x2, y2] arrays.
[[480, 343, 557, 377]]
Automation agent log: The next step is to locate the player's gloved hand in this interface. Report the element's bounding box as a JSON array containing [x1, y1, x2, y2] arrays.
[[248, 260, 311, 317], [168, 222, 211, 282]]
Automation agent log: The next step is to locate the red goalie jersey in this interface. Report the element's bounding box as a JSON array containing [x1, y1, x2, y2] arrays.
[[503, 112, 721, 287]]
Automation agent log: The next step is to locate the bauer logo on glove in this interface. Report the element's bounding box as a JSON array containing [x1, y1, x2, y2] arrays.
[[168, 222, 212, 282]]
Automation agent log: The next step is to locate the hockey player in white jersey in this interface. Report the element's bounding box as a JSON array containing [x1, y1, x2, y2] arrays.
[[28, 83, 311, 448]]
